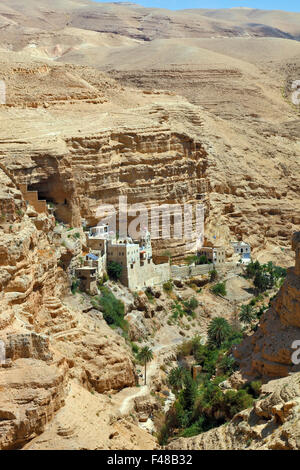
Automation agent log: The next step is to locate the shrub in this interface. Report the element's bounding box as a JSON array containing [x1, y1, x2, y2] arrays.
[[107, 261, 123, 281], [130, 342, 139, 355], [71, 277, 80, 295], [177, 339, 194, 358], [163, 280, 173, 293], [145, 288, 155, 303], [181, 417, 206, 437], [183, 297, 199, 316], [211, 282, 227, 297], [185, 255, 198, 265], [219, 355, 237, 375], [95, 287, 127, 331], [243, 380, 262, 398], [209, 269, 218, 282], [157, 423, 170, 446]]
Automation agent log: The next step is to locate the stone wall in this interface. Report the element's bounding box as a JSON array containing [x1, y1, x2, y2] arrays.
[[123, 260, 171, 291], [171, 262, 235, 279]]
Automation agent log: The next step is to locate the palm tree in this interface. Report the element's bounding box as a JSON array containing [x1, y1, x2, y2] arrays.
[[168, 367, 185, 394], [207, 317, 231, 348], [137, 346, 153, 385], [239, 304, 256, 325]]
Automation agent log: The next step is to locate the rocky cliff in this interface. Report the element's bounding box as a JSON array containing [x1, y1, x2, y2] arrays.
[[235, 232, 300, 379], [0, 55, 299, 264], [0, 168, 138, 449]]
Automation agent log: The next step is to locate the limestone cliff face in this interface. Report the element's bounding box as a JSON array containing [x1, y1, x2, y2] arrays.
[[0, 56, 299, 265], [65, 128, 209, 259], [0, 169, 137, 449], [1, 108, 210, 262], [235, 232, 300, 379]]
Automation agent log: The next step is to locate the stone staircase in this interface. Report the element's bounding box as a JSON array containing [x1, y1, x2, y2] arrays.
[[19, 183, 48, 214], [43, 296, 78, 336]]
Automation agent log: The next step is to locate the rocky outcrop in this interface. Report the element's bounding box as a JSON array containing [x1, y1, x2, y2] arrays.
[[234, 232, 300, 379], [4, 333, 53, 362], [0, 352, 68, 450], [0, 170, 137, 449], [167, 372, 300, 450]]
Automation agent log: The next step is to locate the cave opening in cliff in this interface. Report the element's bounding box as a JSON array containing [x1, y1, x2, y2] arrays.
[[27, 176, 72, 225]]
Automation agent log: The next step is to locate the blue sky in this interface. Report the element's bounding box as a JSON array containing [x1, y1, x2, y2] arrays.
[[94, 0, 300, 12]]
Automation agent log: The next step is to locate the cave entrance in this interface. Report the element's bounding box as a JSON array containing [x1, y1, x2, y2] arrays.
[[27, 176, 72, 225]]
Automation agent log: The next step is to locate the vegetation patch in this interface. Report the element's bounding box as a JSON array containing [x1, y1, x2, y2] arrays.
[[156, 319, 258, 445], [211, 282, 227, 297], [92, 286, 128, 333], [107, 261, 123, 281]]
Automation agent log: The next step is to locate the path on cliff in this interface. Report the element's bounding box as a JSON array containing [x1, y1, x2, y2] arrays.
[[118, 334, 184, 416], [119, 359, 158, 415]]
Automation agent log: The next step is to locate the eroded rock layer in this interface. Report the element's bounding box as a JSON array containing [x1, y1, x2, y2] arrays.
[[0, 169, 137, 449], [235, 232, 300, 379]]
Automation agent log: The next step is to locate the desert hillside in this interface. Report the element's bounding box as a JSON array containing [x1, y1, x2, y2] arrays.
[[1, 1, 300, 40]]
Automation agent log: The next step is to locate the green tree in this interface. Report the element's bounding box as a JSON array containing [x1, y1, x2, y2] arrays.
[[253, 271, 269, 293], [137, 346, 153, 385], [107, 261, 123, 281], [219, 355, 237, 374], [207, 317, 232, 348], [181, 373, 197, 412], [239, 304, 256, 324], [245, 260, 261, 279], [185, 255, 199, 266], [168, 367, 185, 394]]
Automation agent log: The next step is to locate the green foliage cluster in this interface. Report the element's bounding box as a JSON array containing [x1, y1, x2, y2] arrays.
[[170, 297, 199, 321], [163, 280, 173, 293], [157, 318, 254, 445], [238, 302, 268, 326], [92, 287, 128, 332], [211, 282, 227, 297], [98, 273, 109, 287], [245, 260, 286, 294], [107, 261, 123, 281], [185, 255, 211, 266], [145, 288, 155, 303], [71, 277, 80, 295]]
